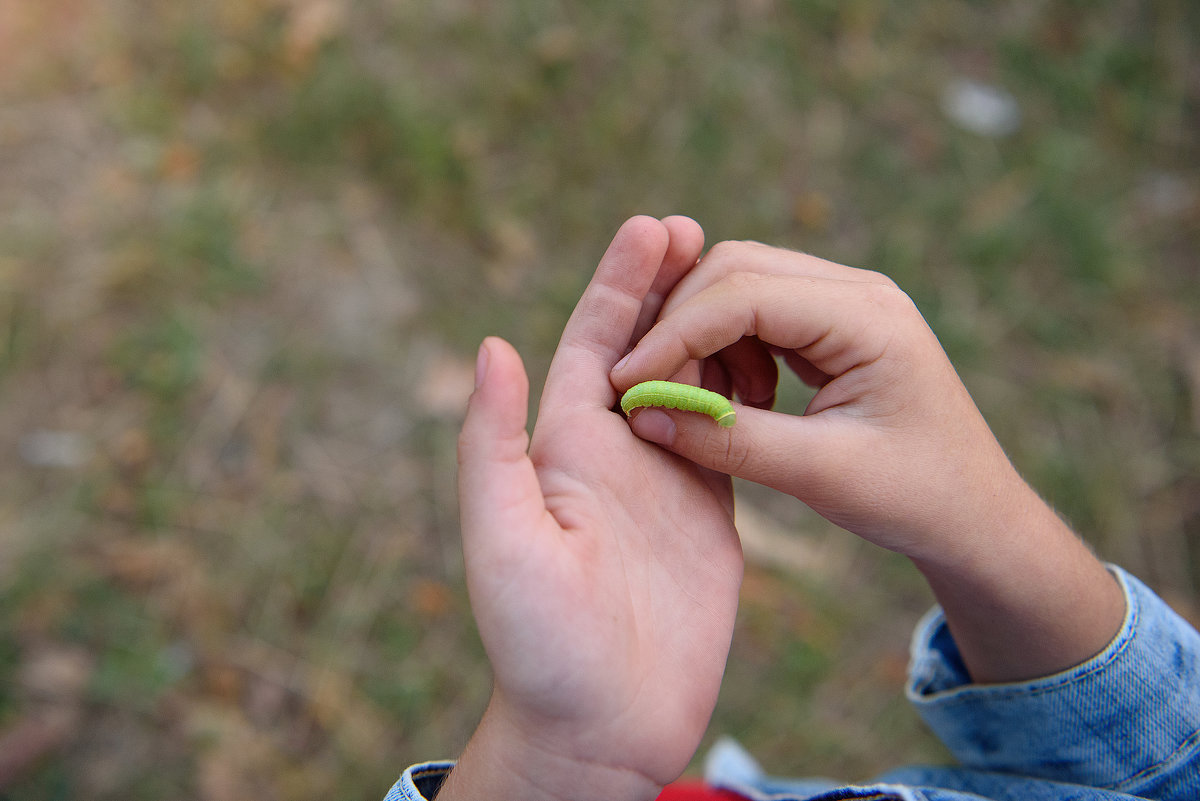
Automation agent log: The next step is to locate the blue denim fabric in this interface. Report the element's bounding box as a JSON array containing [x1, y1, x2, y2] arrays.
[[387, 566, 1200, 801], [384, 761, 453, 801]]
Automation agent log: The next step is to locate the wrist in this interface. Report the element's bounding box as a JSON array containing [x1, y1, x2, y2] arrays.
[[909, 477, 1125, 683], [437, 700, 663, 801], [907, 463, 1045, 576]]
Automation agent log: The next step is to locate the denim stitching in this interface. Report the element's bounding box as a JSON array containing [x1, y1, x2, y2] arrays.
[[1110, 723, 1200, 793], [915, 568, 1141, 707]]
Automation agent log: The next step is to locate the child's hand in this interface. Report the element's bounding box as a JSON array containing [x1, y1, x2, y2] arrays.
[[610, 240, 1016, 563], [611, 240, 1125, 684], [444, 218, 743, 801]]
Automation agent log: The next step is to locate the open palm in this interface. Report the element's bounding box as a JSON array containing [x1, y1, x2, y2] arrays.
[[454, 217, 743, 794]]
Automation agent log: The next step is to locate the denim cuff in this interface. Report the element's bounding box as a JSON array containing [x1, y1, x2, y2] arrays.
[[906, 565, 1200, 796], [383, 761, 454, 801]]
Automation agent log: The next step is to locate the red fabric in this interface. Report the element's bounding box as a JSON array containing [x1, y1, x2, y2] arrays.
[[656, 780, 748, 800]]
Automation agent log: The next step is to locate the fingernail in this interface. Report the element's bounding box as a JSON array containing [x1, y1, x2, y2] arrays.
[[612, 351, 631, 374], [475, 340, 490, 388], [630, 408, 675, 446]]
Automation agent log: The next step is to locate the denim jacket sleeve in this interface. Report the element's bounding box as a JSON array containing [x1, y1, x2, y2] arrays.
[[386, 565, 1200, 801], [905, 564, 1200, 800], [383, 761, 453, 801]]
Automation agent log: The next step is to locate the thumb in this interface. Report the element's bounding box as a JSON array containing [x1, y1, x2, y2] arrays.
[[457, 337, 547, 555], [628, 404, 839, 499]]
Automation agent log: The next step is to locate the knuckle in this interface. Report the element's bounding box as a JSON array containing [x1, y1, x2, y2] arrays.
[[722, 269, 764, 292], [693, 424, 750, 473], [865, 279, 915, 314], [722, 435, 752, 474], [865, 269, 901, 290], [704, 240, 743, 262], [703, 239, 766, 268]]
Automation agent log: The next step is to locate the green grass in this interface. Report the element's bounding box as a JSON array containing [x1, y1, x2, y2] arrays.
[[0, 1, 1197, 797]]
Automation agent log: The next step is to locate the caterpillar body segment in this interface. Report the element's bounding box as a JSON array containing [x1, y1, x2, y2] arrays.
[[620, 380, 737, 427]]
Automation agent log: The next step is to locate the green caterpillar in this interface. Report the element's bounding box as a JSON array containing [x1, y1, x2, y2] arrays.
[[620, 380, 737, 427]]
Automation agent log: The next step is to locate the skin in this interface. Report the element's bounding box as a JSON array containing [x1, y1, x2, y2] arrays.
[[441, 220, 1126, 801], [445, 216, 741, 801], [610, 239, 1125, 685]]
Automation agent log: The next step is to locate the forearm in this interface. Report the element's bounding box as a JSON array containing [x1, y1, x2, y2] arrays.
[[905, 564, 1200, 797], [910, 473, 1125, 684]]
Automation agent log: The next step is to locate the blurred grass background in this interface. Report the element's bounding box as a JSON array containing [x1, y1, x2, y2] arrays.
[[1, 1, 1198, 798]]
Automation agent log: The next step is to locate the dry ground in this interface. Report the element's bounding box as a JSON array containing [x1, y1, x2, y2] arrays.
[[1, 2, 1198, 798]]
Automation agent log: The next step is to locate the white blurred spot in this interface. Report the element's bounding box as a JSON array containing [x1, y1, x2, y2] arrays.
[[19, 429, 90, 468], [942, 79, 1021, 138]]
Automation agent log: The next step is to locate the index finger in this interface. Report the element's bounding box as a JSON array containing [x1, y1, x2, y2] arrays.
[[660, 240, 895, 319], [611, 272, 917, 391]]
